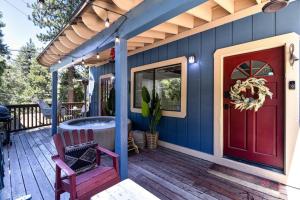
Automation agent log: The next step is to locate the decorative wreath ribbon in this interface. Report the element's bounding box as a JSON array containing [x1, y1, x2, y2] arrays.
[[229, 77, 273, 112]]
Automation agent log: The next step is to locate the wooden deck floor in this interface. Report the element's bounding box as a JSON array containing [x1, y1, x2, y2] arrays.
[[0, 127, 299, 200]]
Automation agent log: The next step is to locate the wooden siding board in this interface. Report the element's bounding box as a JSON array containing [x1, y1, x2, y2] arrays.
[[232, 16, 253, 45], [200, 29, 215, 154], [167, 41, 179, 144], [187, 34, 201, 150], [90, 1, 300, 154], [253, 13, 275, 40], [275, 1, 300, 35], [216, 23, 233, 49]]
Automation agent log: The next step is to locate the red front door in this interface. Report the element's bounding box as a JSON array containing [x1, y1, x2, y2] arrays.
[[223, 47, 284, 170]]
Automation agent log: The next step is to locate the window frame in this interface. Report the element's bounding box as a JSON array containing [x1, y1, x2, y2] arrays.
[[130, 56, 187, 118]]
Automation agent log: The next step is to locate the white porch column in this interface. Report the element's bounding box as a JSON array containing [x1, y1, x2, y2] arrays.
[[115, 38, 128, 180]]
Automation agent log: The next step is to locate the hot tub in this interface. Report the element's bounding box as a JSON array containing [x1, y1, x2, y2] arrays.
[[58, 116, 131, 150]]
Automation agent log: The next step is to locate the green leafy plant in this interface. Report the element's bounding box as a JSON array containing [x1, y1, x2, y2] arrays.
[[141, 86, 162, 134]]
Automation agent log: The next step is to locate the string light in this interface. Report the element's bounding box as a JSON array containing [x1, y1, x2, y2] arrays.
[[96, 53, 100, 59], [115, 36, 120, 43], [105, 18, 110, 28]]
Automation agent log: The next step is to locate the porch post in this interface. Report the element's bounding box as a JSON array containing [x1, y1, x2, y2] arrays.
[[115, 38, 128, 180], [51, 70, 58, 135]]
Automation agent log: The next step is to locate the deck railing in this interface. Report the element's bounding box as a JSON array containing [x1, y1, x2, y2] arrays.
[[6, 102, 84, 132]]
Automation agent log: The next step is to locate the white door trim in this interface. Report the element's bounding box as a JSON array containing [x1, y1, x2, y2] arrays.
[[214, 32, 300, 187]]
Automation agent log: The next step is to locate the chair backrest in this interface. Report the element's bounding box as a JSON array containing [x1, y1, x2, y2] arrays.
[[53, 129, 94, 159], [37, 99, 51, 109], [81, 104, 89, 114]]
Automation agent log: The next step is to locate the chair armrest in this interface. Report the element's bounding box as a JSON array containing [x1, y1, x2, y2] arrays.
[[52, 155, 75, 177], [96, 146, 119, 158], [96, 146, 120, 174]]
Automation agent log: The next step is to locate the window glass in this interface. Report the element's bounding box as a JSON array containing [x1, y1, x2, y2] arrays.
[[133, 64, 182, 112], [239, 61, 250, 76], [255, 65, 274, 77], [134, 69, 154, 108], [231, 68, 248, 80], [231, 60, 274, 79], [155, 64, 181, 111], [251, 60, 265, 75]]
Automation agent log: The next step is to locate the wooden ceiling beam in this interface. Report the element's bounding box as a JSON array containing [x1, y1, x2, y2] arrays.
[[71, 22, 97, 40], [129, 36, 155, 44], [167, 13, 195, 29], [43, 55, 55, 63], [59, 36, 78, 49], [92, 0, 124, 22], [46, 49, 60, 60], [50, 45, 64, 56], [214, 0, 235, 14], [138, 30, 166, 39], [127, 46, 136, 51], [81, 12, 105, 32], [151, 23, 178, 34], [65, 29, 86, 45], [127, 42, 144, 47], [187, 2, 213, 22], [40, 57, 52, 66], [54, 41, 71, 53], [111, 0, 143, 11]]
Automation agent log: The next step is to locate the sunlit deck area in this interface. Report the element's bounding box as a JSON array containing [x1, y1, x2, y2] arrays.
[[0, 127, 299, 200]]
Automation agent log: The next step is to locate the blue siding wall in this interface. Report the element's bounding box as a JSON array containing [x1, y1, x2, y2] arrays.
[[90, 1, 300, 154]]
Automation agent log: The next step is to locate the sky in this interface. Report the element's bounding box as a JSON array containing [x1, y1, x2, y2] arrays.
[[0, 0, 45, 56]]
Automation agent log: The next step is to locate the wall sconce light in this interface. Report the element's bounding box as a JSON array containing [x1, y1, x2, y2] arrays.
[[289, 43, 299, 66], [115, 36, 120, 43], [188, 55, 196, 64]]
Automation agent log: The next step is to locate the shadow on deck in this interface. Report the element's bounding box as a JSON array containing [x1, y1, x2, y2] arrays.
[[0, 127, 299, 200]]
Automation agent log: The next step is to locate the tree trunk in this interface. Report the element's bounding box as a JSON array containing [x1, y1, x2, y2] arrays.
[[67, 66, 75, 103]]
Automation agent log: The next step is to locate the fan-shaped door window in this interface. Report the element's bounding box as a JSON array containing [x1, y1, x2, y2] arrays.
[[231, 60, 274, 79]]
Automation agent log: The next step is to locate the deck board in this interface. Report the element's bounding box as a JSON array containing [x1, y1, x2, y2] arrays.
[[0, 127, 299, 200]]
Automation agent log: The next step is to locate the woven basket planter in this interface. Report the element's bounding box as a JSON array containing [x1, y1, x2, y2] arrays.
[[146, 132, 159, 150]]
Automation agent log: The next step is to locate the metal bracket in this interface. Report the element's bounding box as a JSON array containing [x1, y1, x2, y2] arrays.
[[289, 43, 299, 66]]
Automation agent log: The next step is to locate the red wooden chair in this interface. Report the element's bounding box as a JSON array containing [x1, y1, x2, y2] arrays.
[[52, 129, 120, 200]]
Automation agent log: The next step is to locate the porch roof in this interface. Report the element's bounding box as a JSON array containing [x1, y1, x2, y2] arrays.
[[37, 0, 269, 71]]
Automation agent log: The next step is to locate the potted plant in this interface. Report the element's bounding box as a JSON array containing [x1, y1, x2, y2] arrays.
[[141, 86, 162, 149]]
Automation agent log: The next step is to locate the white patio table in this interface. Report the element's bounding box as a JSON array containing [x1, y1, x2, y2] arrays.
[[91, 179, 160, 200]]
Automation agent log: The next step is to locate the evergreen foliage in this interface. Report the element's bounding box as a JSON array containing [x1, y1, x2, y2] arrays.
[[0, 41, 51, 104], [28, 0, 82, 42]]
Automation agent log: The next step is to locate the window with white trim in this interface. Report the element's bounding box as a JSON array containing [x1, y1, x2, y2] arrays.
[[131, 57, 187, 118]]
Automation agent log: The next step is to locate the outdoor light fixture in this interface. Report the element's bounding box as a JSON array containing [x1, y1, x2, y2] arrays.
[[115, 36, 120, 43], [81, 59, 85, 65], [96, 53, 100, 59], [105, 18, 110, 28], [58, 59, 62, 64], [188, 55, 196, 64], [262, 0, 289, 13]]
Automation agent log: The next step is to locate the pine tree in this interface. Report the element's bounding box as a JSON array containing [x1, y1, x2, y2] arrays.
[[0, 11, 9, 83], [28, 0, 82, 42]]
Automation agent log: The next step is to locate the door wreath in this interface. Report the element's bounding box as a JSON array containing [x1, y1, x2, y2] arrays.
[[229, 77, 273, 112]]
